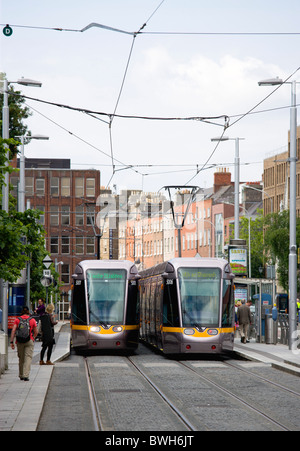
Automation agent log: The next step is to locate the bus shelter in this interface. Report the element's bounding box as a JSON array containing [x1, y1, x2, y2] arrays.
[[234, 277, 276, 343]]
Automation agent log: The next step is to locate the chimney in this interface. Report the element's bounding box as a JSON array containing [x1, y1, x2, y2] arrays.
[[214, 168, 232, 193]]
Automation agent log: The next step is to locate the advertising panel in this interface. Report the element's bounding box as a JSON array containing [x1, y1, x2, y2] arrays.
[[229, 247, 248, 276]]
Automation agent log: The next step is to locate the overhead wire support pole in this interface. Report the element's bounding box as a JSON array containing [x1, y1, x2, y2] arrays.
[[289, 80, 298, 352]]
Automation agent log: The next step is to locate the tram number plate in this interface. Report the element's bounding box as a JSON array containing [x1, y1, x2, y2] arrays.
[[166, 279, 173, 285]]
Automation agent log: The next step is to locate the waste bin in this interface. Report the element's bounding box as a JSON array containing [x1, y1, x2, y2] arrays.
[[265, 313, 276, 344]]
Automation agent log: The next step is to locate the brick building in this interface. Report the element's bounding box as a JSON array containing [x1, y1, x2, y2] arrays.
[[263, 125, 300, 215], [11, 158, 101, 313]]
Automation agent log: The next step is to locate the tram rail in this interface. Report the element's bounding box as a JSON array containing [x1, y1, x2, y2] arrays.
[[178, 360, 293, 431], [82, 349, 300, 431], [84, 357, 103, 431]]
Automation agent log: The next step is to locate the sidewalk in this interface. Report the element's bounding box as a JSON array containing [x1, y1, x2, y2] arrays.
[[233, 337, 300, 377], [0, 321, 70, 431]]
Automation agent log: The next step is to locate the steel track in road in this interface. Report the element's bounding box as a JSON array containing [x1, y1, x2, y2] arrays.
[[83, 357, 103, 431], [223, 359, 300, 398], [178, 361, 291, 431], [83, 350, 299, 431], [127, 356, 197, 431]]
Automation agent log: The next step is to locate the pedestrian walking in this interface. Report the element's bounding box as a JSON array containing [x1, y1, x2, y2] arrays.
[[40, 304, 58, 365], [237, 299, 251, 344], [10, 306, 38, 381]]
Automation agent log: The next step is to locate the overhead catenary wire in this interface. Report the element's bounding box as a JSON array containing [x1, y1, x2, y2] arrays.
[[104, 0, 167, 188], [7, 89, 229, 125], [4, 6, 299, 190], [3, 22, 300, 36]]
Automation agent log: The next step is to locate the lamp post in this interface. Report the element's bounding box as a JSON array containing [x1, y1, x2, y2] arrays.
[[1, 77, 42, 369], [17, 134, 49, 310], [211, 136, 245, 240], [258, 77, 298, 351]]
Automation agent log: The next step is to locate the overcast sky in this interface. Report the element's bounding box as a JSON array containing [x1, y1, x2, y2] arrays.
[[1, 0, 300, 193]]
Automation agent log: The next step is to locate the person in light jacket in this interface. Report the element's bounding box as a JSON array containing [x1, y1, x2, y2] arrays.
[[237, 299, 251, 344]]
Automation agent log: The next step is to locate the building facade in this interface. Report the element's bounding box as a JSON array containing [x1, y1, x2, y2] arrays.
[[263, 125, 300, 216], [11, 158, 101, 312]]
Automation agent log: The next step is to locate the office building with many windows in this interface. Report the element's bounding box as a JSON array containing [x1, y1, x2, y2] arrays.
[[11, 158, 101, 314]]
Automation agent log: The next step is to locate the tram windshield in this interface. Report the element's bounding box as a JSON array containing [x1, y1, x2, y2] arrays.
[[87, 269, 126, 325], [178, 267, 221, 327]]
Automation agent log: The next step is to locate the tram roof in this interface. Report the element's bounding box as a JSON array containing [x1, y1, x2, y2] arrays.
[[73, 259, 138, 275], [140, 257, 232, 278]]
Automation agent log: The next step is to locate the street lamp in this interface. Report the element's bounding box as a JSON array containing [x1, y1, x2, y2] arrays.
[[17, 134, 49, 213], [258, 77, 298, 351], [1, 77, 42, 365], [211, 136, 245, 240]]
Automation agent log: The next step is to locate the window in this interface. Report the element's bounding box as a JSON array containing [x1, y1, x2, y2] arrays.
[[72, 277, 86, 324], [87, 207, 95, 226], [75, 205, 84, 226], [36, 206, 45, 225], [61, 264, 69, 284], [76, 237, 84, 254], [36, 178, 45, 196], [163, 278, 180, 327], [61, 206, 70, 225], [87, 269, 126, 324], [222, 279, 234, 327], [61, 236, 70, 254], [86, 237, 95, 255], [75, 177, 84, 197], [25, 177, 34, 196], [50, 177, 59, 196], [10, 176, 18, 197], [61, 177, 70, 197], [86, 178, 95, 197], [50, 206, 59, 226], [179, 267, 220, 327], [50, 237, 59, 254]]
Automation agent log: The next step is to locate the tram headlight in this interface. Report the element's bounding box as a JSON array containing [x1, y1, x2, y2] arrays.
[[112, 326, 123, 333], [207, 329, 218, 335], [90, 326, 101, 333], [184, 328, 195, 336]]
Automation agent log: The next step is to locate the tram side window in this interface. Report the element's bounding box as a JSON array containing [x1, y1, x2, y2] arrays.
[[126, 281, 140, 325], [222, 279, 234, 327], [163, 280, 180, 327], [72, 280, 87, 325]]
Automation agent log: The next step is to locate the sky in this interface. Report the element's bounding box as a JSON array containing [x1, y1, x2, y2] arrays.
[[1, 0, 300, 194]]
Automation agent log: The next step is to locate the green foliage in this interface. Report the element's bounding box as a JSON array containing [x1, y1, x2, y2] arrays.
[[263, 210, 300, 292], [0, 74, 32, 156], [238, 209, 265, 279]]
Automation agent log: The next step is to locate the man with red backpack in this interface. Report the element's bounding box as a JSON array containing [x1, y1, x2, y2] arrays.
[[10, 306, 38, 381]]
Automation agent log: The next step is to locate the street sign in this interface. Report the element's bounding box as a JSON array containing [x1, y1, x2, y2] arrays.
[[40, 276, 52, 287], [43, 255, 53, 269], [43, 269, 51, 277], [3, 25, 13, 37]]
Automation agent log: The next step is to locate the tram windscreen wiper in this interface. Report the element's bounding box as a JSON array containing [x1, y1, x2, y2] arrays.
[[99, 321, 110, 329], [193, 323, 206, 332]]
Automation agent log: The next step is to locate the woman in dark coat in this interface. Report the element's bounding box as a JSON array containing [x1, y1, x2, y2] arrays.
[[40, 304, 58, 365]]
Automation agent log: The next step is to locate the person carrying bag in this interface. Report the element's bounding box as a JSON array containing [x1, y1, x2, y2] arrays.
[[39, 304, 58, 365]]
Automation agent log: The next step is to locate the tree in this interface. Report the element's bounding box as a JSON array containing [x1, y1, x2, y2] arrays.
[[0, 73, 32, 156], [263, 210, 300, 292], [0, 77, 60, 304], [238, 209, 266, 279]]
